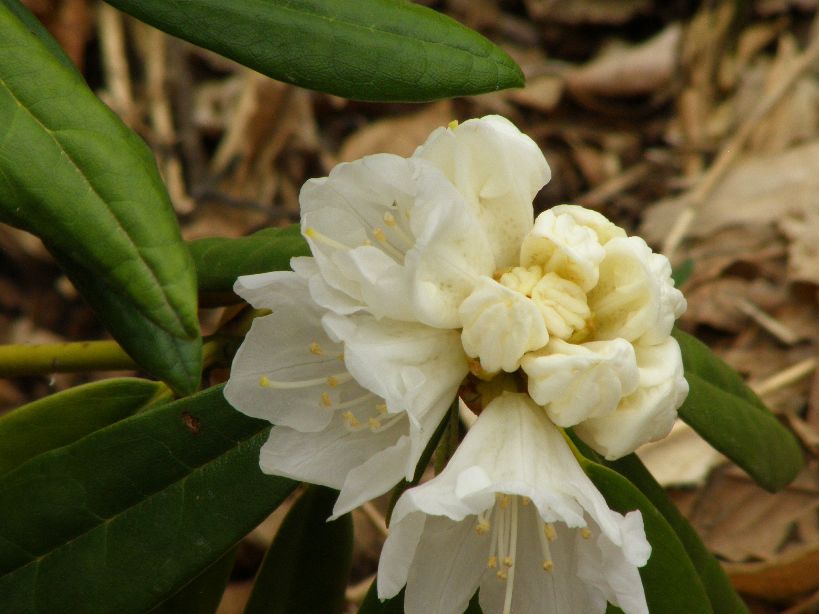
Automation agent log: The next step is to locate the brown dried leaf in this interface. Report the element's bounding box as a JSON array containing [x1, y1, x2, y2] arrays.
[[725, 542, 819, 601], [338, 101, 452, 162], [524, 0, 651, 25], [566, 24, 682, 98]]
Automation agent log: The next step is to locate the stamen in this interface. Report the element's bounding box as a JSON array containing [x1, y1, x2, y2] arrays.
[[538, 519, 554, 575], [375, 403, 388, 414], [341, 411, 360, 428], [448, 119, 459, 130], [502, 497, 519, 614], [544, 523, 557, 542], [383, 211, 397, 227], [373, 227, 387, 244], [321, 392, 332, 407], [259, 372, 352, 389], [368, 417, 381, 431], [258, 375, 271, 388], [309, 341, 323, 356], [581, 527, 592, 540], [304, 227, 352, 252], [543, 560, 554, 572], [326, 376, 340, 387], [487, 555, 498, 569], [333, 392, 377, 411], [475, 519, 490, 535]]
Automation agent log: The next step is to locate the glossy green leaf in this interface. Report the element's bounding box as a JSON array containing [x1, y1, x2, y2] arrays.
[[0, 0, 77, 72], [609, 454, 748, 614], [101, 0, 524, 102], [0, 385, 297, 613], [52, 246, 203, 395], [673, 329, 803, 491], [583, 460, 714, 614], [149, 547, 237, 614], [0, 5, 201, 394], [188, 225, 309, 303], [0, 377, 168, 476], [245, 485, 353, 614]]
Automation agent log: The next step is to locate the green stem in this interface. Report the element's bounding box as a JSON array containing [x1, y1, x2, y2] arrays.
[[0, 338, 227, 377]]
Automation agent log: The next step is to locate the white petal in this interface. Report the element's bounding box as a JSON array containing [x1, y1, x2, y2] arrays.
[[403, 516, 488, 614], [522, 338, 639, 427], [588, 236, 683, 343], [548, 204, 627, 245], [405, 160, 495, 328], [415, 115, 549, 268], [233, 270, 295, 310], [321, 312, 467, 430], [259, 414, 408, 511], [575, 338, 689, 459], [225, 273, 364, 432], [521, 208, 606, 292], [378, 511, 427, 599], [576, 513, 650, 614], [459, 277, 549, 373]]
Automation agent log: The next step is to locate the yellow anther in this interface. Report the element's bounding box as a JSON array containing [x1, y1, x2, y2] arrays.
[[543, 560, 554, 572], [496, 570, 508, 580], [499, 494, 511, 509], [342, 411, 360, 427], [544, 523, 557, 542], [309, 342, 323, 356], [305, 227, 317, 239], [321, 392, 333, 407], [580, 528, 592, 540], [373, 227, 387, 244], [383, 211, 397, 227], [475, 520, 490, 535], [326, 376, 339, 387], [368, 417, 382, 431], [520, 497, 530, 506], [502, 556, 513, 568], [258, 375, 271, 388], [487, 556, 498, 569], [375, 403, 388, 414], [448, 119, 459, 130]]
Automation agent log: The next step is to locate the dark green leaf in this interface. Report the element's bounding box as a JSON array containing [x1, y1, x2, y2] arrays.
[[671, 258, 694, 287], [608, 454, 748, 614], [0, 385, 297, 613], [673, 329, 803, 491], [0, 0, 77, 72], [358, 584, 405, 614], [53, 246, 203, 395], [0, 5, 201, 394], [584, 460, 714, 614], [189, 225, 309, 303], [149, 547, 237, 614], [101, 0, 524, 102], [0, 377, 168, 476], [245, 485, 353, 614]]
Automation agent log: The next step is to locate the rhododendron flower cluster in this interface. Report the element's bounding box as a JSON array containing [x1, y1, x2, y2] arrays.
[[226, 116, 687, 614]]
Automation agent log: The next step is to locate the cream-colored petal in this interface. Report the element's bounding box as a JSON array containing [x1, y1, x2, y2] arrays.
[[522, 338, 639, 427], [548, 204, 627, 245], [521, 208, 606, 292], [575, 338, 688, 459], [321, 312, 467, 434], [459, 277, 549, 373], [415, 116, 549, 268], [225, 273, 368, 433]]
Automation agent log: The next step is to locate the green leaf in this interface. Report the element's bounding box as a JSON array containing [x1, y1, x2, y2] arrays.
[[0, 377, 168, 476], [52, 245, 203, 395], [0, 385, 297, 613], [359, 585, 405, 614], [101, 0, 524, 102], [149, 547, 237, 614], [0, 5, 201, 394], [673, 329, 803, 491], [245, 485, 353, 614], [0, 0, 77, 72], [608, 454, 748, 614], [188, 225, 309, 303], [583, 460, 714, 614]]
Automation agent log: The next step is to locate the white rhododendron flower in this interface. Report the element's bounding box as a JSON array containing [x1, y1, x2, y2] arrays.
[[378, 393, 651, 614], [226, 114, 687, 522]]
